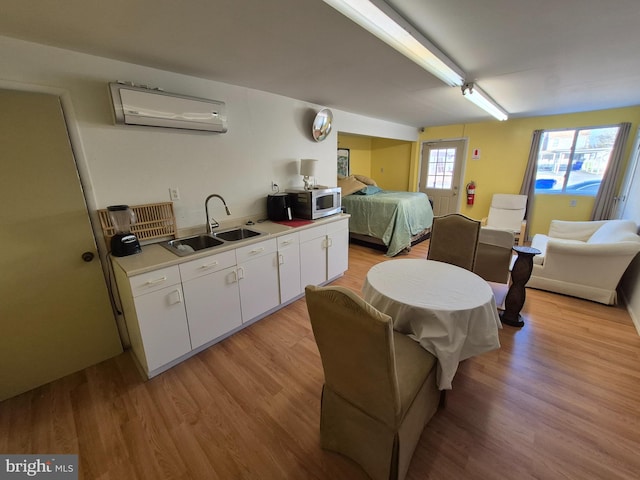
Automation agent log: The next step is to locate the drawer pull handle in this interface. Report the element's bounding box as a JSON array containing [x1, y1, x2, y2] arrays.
[[237, 266, 245, 280], [200, 261, 219, 269], [145, 276, 167, 286], [281, 240, 293, 246], [279, 253, 284, 265], [249, 247, 265, 254]]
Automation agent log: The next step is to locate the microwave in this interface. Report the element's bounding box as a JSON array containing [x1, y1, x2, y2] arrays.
[[287, 187, 342, 220]]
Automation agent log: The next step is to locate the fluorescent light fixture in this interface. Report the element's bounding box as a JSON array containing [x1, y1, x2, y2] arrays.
[[323, 0, 464, 87], [461, 83, 508, 121]]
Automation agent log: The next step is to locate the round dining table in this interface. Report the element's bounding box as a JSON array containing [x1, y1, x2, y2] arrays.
[[362, 259, 501, 390]]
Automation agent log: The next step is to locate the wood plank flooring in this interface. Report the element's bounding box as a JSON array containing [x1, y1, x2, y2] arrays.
[[2, 240, 640, 479]]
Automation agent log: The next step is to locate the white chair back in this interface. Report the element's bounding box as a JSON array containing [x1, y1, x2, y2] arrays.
[[487, 194, 527, 231]]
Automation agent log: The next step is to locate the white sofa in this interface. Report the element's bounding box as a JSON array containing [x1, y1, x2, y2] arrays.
[[528, 220, 640, 304]]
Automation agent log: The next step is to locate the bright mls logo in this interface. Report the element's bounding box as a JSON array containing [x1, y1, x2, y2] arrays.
[[0, 455, 77, 479]]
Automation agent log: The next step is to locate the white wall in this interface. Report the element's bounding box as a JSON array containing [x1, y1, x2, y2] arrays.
[[0, 35, 416, 232], [619, 130, 640, 332]]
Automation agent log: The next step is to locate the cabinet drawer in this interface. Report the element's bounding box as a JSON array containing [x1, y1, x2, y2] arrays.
[[299, 224, 326, 243], [235, 238, 277, 263], [130, 266, 181, 297], [179, 249, 236, 282], [277, 232, 299, 250]]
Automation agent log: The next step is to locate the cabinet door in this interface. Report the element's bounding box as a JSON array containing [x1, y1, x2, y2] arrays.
[[182, 266, 242, 350], [133, 285, 191, 372], [277, 233, 301, 303], [327, 220, 350, 280], [299, 235, 327, 288], [238, 253, 280, 322]]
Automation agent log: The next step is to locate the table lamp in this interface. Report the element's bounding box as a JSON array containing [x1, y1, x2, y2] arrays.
[[300, 158, 318, 190]]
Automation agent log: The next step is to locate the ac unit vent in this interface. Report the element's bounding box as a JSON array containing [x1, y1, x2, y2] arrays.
[[109, 82, 227, 133]]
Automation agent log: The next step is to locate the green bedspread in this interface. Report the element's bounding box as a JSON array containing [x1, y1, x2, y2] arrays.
[[342, 190, 433, 256]]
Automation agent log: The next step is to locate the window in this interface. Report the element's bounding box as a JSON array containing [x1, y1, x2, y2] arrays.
[[426, 147, 455, 189], [534, 126, 620, 195]]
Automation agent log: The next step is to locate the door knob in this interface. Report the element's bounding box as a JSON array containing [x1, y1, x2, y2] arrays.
[[81, 251, 94, 262]]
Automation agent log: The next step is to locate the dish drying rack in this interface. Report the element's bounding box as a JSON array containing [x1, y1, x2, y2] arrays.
[[98, 202, 177, 245]]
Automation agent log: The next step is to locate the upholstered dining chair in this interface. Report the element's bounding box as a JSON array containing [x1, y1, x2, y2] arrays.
[[305, 285, 441, 480], [473, 228, 515, 309], [427, 213, 481, 271], [481, 193, 528, 245]]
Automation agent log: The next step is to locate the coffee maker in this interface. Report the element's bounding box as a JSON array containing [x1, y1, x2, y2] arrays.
[[107, 205, 141, 257]]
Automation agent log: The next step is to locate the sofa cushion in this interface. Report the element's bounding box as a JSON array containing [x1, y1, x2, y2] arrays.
[[587, 220, 639, 244]]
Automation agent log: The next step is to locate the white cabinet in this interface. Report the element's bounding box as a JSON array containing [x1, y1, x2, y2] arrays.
[[124, 266, 192, 375], [327, 218, 349, 280], [299, 218, 349, 288], [277, 232, 301, 303], [113, 216, 349, 379], [180, 250, 242, 350], [299, 225, 328, 288], [235, 238, 280, 322]]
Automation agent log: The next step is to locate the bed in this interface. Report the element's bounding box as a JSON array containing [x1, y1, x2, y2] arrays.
[[339, 175, 433, 256]]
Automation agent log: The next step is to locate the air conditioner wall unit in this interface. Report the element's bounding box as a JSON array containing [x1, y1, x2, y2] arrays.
[[109, 82, 228, 133]]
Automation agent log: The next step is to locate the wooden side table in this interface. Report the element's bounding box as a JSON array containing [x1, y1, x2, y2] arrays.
[[500, 246, 541, 327]]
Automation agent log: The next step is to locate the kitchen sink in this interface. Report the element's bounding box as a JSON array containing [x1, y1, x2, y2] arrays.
[[161, 227, 267, 256], [162, 234, 225, 256], [212, 227, 265, 242]]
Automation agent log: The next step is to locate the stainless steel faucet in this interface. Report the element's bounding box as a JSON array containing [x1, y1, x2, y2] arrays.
[[205, 194, 231, 233]]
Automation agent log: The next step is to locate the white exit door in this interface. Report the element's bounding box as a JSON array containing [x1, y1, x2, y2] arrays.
[[419, 140, 466, 215], [0, 90, 122, 401]]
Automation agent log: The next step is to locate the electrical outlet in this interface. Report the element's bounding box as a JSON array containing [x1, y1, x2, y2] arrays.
[[271, 181, 279, 192], [169, 187, 180, 201]]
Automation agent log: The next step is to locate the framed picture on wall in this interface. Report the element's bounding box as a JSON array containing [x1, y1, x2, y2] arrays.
[[338, 148, 350, 177]]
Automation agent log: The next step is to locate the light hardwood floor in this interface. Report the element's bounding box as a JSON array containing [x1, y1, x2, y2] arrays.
[[1, 240, 640, 479]]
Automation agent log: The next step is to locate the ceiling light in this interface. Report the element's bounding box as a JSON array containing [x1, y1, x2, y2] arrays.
[[323, 0, 464, 87], [461, 83, 508, 121]]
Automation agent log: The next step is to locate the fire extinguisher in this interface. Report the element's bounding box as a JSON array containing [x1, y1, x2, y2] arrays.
[[466, 181, 476, 205]]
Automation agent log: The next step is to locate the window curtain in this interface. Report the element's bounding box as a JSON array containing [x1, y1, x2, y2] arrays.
[[519, 129, 543, 242], [591, 122, 632, 220]]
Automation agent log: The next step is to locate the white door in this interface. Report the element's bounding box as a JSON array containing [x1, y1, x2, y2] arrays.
[[419, 140, 466, 215], [236, 239, 280, 322], [133, 286, 192, 372], [616, 128, 640, 219], [327, 219, 349, 280], [299, 226, 328, 288], [182, 266, 242, 349], [0, 90, 122, 401], [277, 233, 302, 304]]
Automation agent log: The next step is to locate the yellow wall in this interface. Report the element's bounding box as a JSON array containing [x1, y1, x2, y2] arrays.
[[337, 133, 414, 190], [371, 138, 413, 190], [417, 106, 640, 236], [337, 134, 372, 177]]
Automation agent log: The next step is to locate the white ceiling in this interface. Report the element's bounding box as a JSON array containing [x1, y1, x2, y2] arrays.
[[2, 0, 640, 127]]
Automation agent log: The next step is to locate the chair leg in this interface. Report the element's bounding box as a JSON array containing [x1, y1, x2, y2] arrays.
[[439, 390, 447, 408]]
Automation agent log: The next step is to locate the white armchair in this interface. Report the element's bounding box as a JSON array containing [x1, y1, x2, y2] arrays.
[[528, 220, 640, 305], [481, 194, 527, 245]]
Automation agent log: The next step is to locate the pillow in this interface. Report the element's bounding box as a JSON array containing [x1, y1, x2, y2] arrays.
[[587, 220, 639, 244], [353, 174, 378, 186], [354, 185, 383, 195], [338, 175, 367, 196]]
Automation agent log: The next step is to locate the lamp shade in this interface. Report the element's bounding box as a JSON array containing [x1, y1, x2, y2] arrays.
[[300, 159, 318, 177]]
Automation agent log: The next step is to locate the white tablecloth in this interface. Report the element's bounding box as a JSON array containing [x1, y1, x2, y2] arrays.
[[363, 259, 501, 389]]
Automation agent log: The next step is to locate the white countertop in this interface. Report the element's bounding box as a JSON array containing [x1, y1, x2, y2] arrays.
[[111, 214, 349, 277]]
